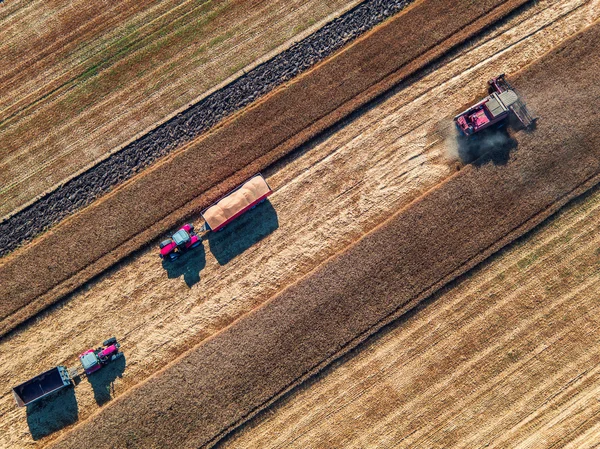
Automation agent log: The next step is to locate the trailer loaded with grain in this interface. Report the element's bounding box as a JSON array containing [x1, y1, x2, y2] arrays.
[[160, 174, 273, 260]]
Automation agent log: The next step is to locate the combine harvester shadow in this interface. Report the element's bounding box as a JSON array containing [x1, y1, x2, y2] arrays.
[[26, 387, 78, 441], [457, 126, 518, 166], [207, 200, 279, 266]]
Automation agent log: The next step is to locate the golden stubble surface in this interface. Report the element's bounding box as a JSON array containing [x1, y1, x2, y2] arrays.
[[221, 160, 600, 449], [1, 0, 597, 447], [46, 14, 600, 448], [0, 0, 360, 217], [0, 0, 531, 337]]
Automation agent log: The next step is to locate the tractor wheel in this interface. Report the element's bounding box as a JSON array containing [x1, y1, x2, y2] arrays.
[[170, 253, 179, 260], [103, 337, 117, 346], [159, 239, 172, 249], [191, 241, 201, 248]]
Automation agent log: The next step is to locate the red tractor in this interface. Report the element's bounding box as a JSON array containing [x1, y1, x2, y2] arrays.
[[454, 74, 536, 137], [78, 337, 124, 375], [13, 337, 125, 407], [159, 223, 201, 260]]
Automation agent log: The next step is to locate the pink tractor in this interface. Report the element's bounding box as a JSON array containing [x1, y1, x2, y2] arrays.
[[454, 74, 536, 137], [78, 337, 124, 376], [159, 223, 201, 261]]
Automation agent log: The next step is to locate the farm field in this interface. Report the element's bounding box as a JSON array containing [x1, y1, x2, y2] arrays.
[[0, 0, 530, 336], [0, 0, 361, 218], [222, 165, 600, 449], [45, 17, 600, 448], [0, 1, 597, 447]]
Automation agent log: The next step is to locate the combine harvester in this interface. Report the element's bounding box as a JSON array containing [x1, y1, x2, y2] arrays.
[[454, 74, 536, 136], [12, 337, 123, 407], [159, 173, 273, 261]]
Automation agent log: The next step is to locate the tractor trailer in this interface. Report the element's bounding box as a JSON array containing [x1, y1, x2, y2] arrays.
[[12, 337, 123, 407], [160, 173, 273, 260]]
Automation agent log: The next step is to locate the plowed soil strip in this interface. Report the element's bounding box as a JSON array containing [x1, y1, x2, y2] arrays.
[[0, 0, 529, 337], [48, 22, 600, 449]]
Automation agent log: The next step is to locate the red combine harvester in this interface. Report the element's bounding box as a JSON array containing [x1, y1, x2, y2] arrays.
[[454, 74, 536, 136], [159, 173, 273, 261], [12, 337, 123, 407]]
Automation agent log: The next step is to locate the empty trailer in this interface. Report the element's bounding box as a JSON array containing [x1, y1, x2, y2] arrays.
[[12, 366, 72, 407]]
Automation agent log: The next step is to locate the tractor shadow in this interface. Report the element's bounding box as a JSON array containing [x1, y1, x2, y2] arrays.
[[207, 200, 279, 265], [87, 354, 126, 406], [26, 386, 78, 440], [456, 126, 517, 167], [162, 243, 206, 287]]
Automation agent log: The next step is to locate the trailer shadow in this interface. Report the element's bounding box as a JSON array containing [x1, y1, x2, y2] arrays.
[[207, 200, 279, 265], [162, 243, 206, 287], [457, 126, 517, 167], [87, 354, 126, 406], [26, 386, 78, 440]]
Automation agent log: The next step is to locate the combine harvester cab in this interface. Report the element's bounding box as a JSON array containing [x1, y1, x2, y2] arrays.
[[454, 74, 536, 137]]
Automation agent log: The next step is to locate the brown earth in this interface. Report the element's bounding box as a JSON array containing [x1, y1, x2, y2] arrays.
[[0, 0, 361, 217], [222, 172, 600, 449], [45, 19, 600, 449], [0, 0, 530, 337], [0, 1, 592, 446]]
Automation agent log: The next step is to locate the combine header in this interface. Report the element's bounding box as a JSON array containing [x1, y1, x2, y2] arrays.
[[160, 173, 273, 261], [454, 74, 536, 136]]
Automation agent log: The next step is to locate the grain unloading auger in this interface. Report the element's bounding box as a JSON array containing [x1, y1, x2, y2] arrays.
[[454, 74, 537, 136], [159, 173, 273, 261]]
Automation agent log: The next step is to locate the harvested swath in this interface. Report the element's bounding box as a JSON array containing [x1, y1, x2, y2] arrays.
[[47, 22, 600, 449], [0, 0, 528, 337]]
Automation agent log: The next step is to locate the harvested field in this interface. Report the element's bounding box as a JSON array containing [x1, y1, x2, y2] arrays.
[[222, 167, 600, 449], [0, 0, 364, 219], [2, 0, 591, 446], [43, 19, 600, 449], [0, 0, 530, 337], [1, 0, 418, 254]]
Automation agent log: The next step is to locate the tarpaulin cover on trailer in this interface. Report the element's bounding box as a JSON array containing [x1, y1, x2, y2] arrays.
[[203, 176, 271, 230]]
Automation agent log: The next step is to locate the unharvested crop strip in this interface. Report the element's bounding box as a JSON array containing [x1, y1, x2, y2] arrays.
[[47, 16, 600, 449], [0, 0, 529, 338], [0, 0, 416, 255]]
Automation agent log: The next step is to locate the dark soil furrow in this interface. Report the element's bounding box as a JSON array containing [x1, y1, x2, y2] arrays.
[[47, 19, 600, 449], [0, 0, 415, 256]]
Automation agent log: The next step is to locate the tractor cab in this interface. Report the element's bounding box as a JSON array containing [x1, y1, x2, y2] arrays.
[[78, 337, 122, 375], [79, 350, 102, 375], [172, 229, 191, 247]]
